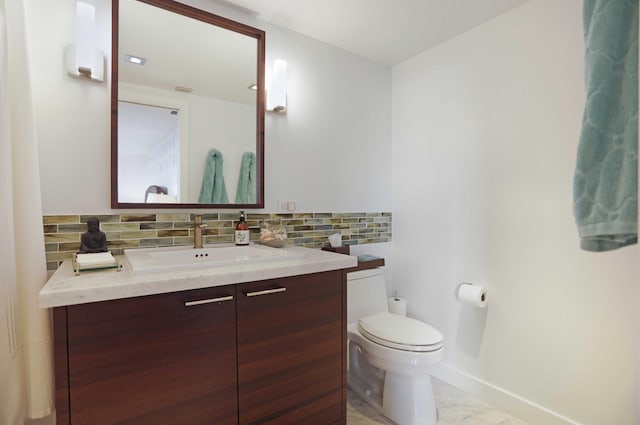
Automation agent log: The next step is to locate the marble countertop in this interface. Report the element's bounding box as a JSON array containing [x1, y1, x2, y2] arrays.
[[39, 246, 357, 308]]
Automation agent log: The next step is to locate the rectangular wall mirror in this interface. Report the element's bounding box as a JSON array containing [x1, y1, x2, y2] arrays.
[[111, 0, 265, 209]]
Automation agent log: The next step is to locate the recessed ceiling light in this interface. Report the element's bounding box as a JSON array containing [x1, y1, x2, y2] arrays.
[[125, 54, 146, 65]]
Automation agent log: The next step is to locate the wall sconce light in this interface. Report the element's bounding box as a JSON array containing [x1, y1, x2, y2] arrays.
[[267, 59, 287, 113], [65, 1, 104, 82]]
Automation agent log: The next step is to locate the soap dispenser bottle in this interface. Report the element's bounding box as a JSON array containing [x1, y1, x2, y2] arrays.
[[235, 211, 249, 246]]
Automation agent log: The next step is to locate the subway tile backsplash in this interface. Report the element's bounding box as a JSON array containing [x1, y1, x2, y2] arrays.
[[43, 212, 392, 270]]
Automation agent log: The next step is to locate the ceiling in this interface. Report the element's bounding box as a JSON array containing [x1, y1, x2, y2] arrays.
[[211, 0, 531, 65], [120, 0, 257, 103]]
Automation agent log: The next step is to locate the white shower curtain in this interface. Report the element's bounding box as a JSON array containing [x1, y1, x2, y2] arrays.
[[0, 0, 54, 423]]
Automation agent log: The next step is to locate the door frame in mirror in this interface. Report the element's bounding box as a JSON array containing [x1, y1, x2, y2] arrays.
[[111, 0, 265, 209]]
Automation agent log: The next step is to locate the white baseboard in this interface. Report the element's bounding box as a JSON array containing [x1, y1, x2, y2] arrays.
[[431, 363, 582, 425]]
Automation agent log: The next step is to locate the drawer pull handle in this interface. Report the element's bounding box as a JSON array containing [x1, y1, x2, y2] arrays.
[[244, 287, 287, 297], [184, 296, 234, 307]]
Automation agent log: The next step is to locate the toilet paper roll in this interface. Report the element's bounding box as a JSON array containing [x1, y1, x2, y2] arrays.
[[456, 283, 487, 308], [387, 297, 407, 316]]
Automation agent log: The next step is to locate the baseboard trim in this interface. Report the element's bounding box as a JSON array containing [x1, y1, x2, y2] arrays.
[[431, 363, 582, 425]]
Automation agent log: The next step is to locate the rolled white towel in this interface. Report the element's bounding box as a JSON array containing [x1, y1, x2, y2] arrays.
[[76, 252, 116, 268]]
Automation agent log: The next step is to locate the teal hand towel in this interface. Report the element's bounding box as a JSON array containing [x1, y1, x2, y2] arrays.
[[573, 0, 638, 252], [235, 151, 256, 204], [198, 148, 229, 203]]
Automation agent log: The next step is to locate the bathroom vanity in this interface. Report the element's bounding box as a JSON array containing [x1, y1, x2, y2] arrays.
[[40, 245, 357, 425]]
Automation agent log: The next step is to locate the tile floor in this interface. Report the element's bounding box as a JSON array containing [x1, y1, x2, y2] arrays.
[[347, 377, 532, 425]]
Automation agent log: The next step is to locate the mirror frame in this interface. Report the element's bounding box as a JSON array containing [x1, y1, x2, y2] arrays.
[[111, 0, 265, 209]]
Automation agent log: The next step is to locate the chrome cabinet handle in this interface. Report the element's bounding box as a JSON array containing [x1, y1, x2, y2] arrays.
[[184, 295, 234, 307], [244, 287, 287, 297]]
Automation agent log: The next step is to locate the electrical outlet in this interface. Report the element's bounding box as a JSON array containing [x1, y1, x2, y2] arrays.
[[277, 200, 296, 212], [278, 200, 289, 211]]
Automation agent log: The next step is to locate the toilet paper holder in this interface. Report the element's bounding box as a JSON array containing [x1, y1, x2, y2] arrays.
[[456, 283, 488, 308]]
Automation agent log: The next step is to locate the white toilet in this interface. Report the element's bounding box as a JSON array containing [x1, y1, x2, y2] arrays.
[[347, 268, 444, 425]]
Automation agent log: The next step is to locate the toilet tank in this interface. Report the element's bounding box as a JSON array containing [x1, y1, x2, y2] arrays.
[[347, 268, 388, 324]]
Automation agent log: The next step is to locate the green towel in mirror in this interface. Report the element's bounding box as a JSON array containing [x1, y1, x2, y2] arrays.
[[235, 151, 256, 204], [198, 148, 229, 204]]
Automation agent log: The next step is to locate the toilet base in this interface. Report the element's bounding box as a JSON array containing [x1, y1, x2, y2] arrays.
[[348, 342, 438, 425], [382, 372, 437, 425]]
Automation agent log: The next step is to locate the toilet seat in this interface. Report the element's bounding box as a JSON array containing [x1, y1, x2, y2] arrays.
[[358, 312, 443, 352]]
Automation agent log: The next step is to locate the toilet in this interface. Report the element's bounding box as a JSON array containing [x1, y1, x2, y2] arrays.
[[347, 268, 443, 425]]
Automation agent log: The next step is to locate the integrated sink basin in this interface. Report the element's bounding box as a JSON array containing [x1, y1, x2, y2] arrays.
[[124, 243, 304, 274]]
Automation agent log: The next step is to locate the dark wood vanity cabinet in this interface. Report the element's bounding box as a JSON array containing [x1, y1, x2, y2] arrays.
[[237, 270, 345, 425], [53, 271, 347, 425], [55, 285, 238, 425]]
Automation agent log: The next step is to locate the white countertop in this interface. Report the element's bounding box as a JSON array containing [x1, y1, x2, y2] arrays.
[[39, 246, 357, 308]]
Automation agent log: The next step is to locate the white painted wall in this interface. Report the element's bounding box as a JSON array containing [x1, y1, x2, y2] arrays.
[[26, 0, 391, 214], [392, 1, 638, 424]]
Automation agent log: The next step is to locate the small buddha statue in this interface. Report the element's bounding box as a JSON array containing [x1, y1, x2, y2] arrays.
[[79, 216, 108, 254]]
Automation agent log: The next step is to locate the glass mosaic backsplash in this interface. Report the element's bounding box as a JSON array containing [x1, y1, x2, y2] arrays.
[[43, 212, 392, 270]]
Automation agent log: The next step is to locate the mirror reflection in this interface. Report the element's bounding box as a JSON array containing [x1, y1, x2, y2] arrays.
[[117, 101, 181, 204], [112, 0, 265, 208]]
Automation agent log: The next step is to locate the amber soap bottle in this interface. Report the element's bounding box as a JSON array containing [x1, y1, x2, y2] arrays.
[[235, 211, 249, 246]]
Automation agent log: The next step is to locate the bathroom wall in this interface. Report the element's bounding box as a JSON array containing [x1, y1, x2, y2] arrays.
[[25, 0, 392, 215], [392, 1, 638, 424]]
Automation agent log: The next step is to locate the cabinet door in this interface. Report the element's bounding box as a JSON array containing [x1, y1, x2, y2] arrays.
[[66, 286, 238, 425], [237, 271, 344, 425]]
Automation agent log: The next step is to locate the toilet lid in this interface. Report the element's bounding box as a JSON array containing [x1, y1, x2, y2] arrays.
[[358, 312, 443, 352]]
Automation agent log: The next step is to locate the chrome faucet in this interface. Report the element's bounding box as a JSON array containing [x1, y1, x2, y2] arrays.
[[193, 214, 207, 249]]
